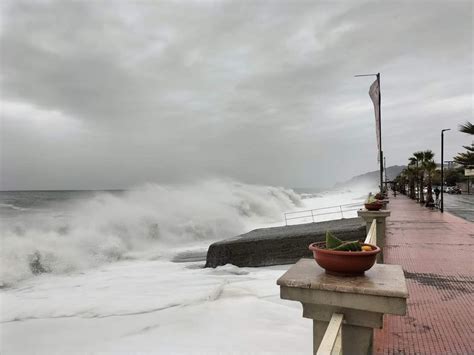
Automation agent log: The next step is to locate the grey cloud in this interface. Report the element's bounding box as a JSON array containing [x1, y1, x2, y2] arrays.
[[0, 0, 472, 190]]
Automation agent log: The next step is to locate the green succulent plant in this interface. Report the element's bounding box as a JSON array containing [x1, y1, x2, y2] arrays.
[[325, 230, 362, 251]]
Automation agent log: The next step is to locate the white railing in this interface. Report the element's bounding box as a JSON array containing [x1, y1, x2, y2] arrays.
[[317, 220, 378, 354], [317, 313, 343, 355], [364, 219, 377, 245], [283, 202, 363, 226]]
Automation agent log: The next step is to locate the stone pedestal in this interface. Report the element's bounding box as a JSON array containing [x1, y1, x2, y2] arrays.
[[357, 209, 391, 263], [277, 259, 408, 355]]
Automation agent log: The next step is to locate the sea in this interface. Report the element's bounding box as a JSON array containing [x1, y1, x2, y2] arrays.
[[0, 179, 372, 354]]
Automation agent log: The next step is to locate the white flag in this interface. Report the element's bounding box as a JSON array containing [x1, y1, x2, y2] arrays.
[[369, 79, 380, 158]]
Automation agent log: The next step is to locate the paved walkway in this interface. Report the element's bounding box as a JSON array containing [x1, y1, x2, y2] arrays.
[[374, 195, 474, 354]]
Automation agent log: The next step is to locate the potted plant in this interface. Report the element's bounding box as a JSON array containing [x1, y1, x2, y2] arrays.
[[308, 231, 380, 276], [364, 195, 383, 211], [374, 192, 385, 200]]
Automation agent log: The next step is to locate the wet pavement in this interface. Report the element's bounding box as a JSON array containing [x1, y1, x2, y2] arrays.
[[374, 195, 474, 355], [443, 193, 474, 222]]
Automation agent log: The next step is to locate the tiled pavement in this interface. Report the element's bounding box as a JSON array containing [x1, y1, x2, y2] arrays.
[[374, 195, 474, 354]]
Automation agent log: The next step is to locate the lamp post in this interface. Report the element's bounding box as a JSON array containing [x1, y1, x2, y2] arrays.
[[416, 158, 420, 202], [440, 128, 451, 213]]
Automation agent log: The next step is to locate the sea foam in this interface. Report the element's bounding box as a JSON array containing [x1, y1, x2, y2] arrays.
[[0, 179, 302, 286]]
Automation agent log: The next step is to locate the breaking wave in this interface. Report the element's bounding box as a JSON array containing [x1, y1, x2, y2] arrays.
[[0, 203, 30, 211], [0, 179, 302, 286]]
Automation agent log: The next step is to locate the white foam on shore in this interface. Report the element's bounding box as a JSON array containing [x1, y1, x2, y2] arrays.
[[2, 260, 311, 354]]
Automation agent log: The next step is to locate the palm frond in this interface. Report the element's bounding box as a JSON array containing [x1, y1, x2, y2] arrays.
[[423, 150, 434, 161], [413, 151, 424, 160], [459, 121, 474, 135]]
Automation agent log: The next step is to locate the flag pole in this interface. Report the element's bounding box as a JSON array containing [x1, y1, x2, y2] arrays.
[[378, 73, 383, 194], [355, 72, 384, 194]]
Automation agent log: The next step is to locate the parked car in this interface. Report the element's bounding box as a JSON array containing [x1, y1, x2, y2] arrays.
[[447, 186, 462, 194]]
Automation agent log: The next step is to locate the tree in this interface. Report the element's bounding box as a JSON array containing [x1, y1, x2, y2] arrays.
[[445, 168, 463, 186], [398, 173, 408, 194], [454, 121, 474, 166], [405, 163, 417, 199], [453, 146, 474, 166], [432, 169, 441, 186], [424, 160, 437, 204], [412, 151, 425, 202], [459, 121, 474, 135]]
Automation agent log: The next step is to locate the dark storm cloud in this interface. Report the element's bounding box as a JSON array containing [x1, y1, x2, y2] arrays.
[[0, 0, 472, 190]]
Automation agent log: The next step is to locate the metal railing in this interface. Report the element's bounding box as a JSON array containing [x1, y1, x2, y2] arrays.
[[284, 202, 363, 226], [317, 220, 378, 354]]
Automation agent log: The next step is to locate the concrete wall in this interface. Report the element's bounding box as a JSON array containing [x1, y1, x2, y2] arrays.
[[205, 218, 366, 268]]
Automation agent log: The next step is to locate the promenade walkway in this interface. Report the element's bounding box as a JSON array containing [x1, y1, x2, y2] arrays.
[[374, 195, 474, 354]]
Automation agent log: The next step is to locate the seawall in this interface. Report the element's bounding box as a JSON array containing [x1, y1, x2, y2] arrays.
[[205, 217, 366, 268]]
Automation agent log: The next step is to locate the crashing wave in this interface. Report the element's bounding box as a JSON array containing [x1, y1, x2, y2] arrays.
[[0, 179, 302, 286]]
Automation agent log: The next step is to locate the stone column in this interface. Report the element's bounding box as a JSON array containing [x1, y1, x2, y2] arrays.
[[380, 199, 390, 210], [277, 259, 408, 355], [357, 209, 391, 263]]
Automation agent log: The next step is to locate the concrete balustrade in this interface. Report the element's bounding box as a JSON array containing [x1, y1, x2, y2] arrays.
[[277, 259, 408, 355], [357, 209, 390, 263]]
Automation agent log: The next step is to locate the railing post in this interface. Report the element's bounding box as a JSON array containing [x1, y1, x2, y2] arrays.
[[357, 209, 390, 263], [277, 260, 408, 355], [311, 210, 315, 223], [317, 313, 343, 355], [339, 205, 344, 219], [364, 219, 377, 246]]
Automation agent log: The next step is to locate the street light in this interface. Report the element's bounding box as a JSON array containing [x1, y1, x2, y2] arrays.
[[440, 128, 451, 213]]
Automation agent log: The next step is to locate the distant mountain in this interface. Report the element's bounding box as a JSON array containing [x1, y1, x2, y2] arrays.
[[335, 165, 406, 188]]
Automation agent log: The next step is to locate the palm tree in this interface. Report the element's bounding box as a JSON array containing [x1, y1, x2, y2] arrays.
[[420, 150, 436, 204], [421, 150, 434, 168], [413, 151, 425, 202], [459, 121, 474, 135], [406, 164, 417, 199], [407, 157, 418, 199], [396, 170, 408, 195], [454, 121, 474, 166], [424, 160, 437, 205], [454, 148, 474, 166]]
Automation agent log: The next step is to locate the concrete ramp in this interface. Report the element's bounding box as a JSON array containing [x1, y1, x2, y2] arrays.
[[205, 217, 366, 268]]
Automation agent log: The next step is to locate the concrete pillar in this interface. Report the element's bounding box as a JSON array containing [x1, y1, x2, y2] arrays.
[[380, 199, 390, 210], [357, 209, 391, 263], [277, 259, 408, 355]]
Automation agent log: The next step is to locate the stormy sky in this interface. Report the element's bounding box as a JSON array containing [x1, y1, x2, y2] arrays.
[[0, 0, 472, 190]]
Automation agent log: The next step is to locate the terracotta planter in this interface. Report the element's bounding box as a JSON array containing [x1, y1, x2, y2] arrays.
[[308, 242, 380, 276], [364, 202, 383, 211]]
